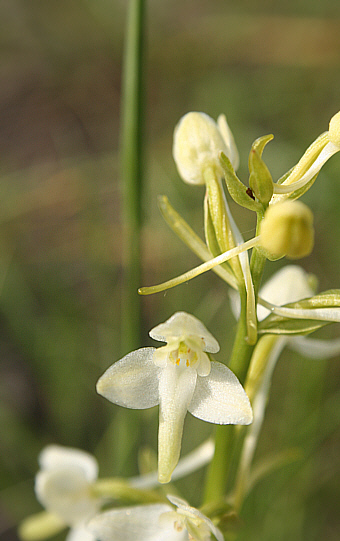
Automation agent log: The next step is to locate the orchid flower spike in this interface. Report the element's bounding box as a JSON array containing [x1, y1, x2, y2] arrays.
[[173, 112, 239, 185], [272, 110, 340, 200], [88, 494, 224, 541], [97, 312, 252, 484], [19, 445, 101, 541]]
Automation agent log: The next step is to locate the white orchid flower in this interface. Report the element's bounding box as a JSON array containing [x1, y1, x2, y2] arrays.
[[233, 265, 340, 508], [88, 494, 224, 541], [19, 445, 101, 541], [173, 112, 239, 185], [257, 265, 340, 354], [97, 311, 253, 484]]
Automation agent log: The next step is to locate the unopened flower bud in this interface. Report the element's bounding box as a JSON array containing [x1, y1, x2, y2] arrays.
[[260, 201, 314, 260], [249, 146, 273, 206], [173, 112, 229, 185], [328, 111, 340, 147]]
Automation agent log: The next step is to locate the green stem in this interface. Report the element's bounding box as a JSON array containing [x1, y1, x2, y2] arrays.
[[120, 0, 145, 354], [203, 287, 254, 504], [228, 286, 255, 384], [250, 210, 266, 298], [92, 479, 165, 504]]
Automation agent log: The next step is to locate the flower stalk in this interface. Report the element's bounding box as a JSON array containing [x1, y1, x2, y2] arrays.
[[120, 0, 146, 353]]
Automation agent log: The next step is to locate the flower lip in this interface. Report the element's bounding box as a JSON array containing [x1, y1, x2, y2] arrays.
[[149, 312, 220, 354]]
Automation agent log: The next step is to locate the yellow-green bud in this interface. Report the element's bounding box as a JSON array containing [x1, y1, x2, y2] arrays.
[[328, 111, 340, 147], [260, 201, 314, 260]]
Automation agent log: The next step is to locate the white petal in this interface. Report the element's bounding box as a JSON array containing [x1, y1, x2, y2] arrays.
[[39, 446, 98, 482], [88, 505, 180, 541], [173, 112, 228, 185], [149, 312, 219, 353], [66, 525, 97, 541], [195, 351, 211, 377], [96, 348, 160, 409], [35, 467, 100, 526], [257, 265, 314, 321], [158, 364, 198, 483], [217, 114, 240, 171], [288, 336, 340, 359], [188, 361, 253, 425]]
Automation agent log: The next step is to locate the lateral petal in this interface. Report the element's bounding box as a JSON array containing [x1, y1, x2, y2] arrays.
[[188, 361, 253, 425], [96, 348, 160, 409]]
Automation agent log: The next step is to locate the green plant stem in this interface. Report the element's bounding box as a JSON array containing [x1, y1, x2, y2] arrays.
[[203, 286, 254, 504], [120, 0, 145, 354], [250, 210, 266, 298], [92, 479, 166, 504], [203, 210, 270, 507]]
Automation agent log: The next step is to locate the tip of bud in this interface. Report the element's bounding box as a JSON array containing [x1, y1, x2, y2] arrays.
[[172, 112, 230, 185], [260, 201, 314, 260], [328, 111, 340, 147]]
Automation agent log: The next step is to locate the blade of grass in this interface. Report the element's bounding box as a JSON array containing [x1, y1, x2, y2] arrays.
[[120, 0, 146, 354]]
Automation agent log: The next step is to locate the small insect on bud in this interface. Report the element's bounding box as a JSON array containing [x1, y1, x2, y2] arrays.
[[260, 200, 314, 260]]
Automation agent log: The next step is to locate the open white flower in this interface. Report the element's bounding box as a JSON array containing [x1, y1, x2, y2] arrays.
[[34, 445, 101, 541], [97, 311, 252, 483], [233, 265, 340, 508], [88, 494, 224, 541]]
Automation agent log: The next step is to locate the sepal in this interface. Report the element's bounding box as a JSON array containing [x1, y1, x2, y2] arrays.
[[158, 195, 238, 289], [248, 135, 274, 207], [220, 152, 262, 212], [258, 289, 340, 335]]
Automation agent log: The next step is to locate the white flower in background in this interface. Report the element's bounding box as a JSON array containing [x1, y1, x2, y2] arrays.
[[34, 445, 101, 541], [19, 440, 216, 541], [88, 494, 224, 541], [257, 265, 340, 354], [173, 112, 239, 185], [257, 265, 315, 321], [233, 265, 340, 508], [97, 311, 252, 484]]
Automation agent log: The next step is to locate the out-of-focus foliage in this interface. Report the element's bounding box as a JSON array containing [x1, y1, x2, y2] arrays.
[[0, 1, 339, 540]]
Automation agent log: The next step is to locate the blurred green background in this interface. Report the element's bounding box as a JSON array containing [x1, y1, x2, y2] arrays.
[[0, 1, 340, 540]]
